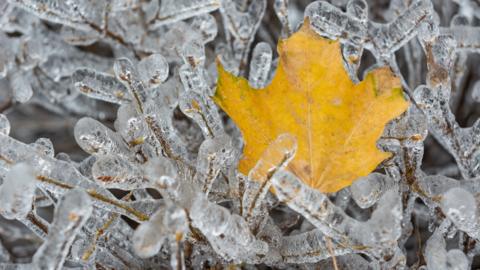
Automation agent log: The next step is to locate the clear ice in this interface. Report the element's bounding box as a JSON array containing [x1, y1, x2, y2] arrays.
[[0, 0, 480, 269]]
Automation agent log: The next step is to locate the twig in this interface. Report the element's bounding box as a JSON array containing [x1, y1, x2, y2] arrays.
[[325, 236, 340, 270]]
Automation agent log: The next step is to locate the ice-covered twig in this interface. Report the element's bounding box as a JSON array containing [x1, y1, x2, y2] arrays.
[[271, 169, 359, 245], [110, 57, 192, 168], [179, 43, 224, 138], [149, 0, 220, 29], [415, 34, 480, 179], [194, 134, 235, 195], [242, 134, 296, 226], [0, 133, 152, 222], [72, 69, 131, 105], [279, 229, 352, 263], [32, 189, 92, 270], [74, 117, 130, 157], [305, 1, 366, 45], [190, 192, 268, 263], [305, 0, 435, 69], [367, 0, 435, 59], [440, 26, 480, 53], [219, 0, 266, 75], [133, 202, 188, 270], [272, 169, 403, 260]]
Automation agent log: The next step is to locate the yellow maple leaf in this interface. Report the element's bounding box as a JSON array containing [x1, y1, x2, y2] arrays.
[[213, 21, 409, 193]]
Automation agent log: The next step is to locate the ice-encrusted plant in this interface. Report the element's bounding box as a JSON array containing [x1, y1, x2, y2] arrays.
[[0, 0, 480, 269]]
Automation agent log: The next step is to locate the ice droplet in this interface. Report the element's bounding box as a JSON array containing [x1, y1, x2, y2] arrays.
[[350, 173, 393, 209], [32, 138, 54, 157], [133, 205, 165, 258], [138, 53, 169, 89]]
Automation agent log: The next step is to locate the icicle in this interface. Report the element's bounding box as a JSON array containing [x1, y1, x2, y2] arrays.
[[248, 42, 272, 89]]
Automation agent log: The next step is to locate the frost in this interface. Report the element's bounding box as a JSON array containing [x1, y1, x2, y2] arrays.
[[0, 0, 480, 268]]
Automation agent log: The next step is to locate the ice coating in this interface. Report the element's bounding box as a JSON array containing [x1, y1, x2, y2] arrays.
[[1, 0, 480, 268]]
